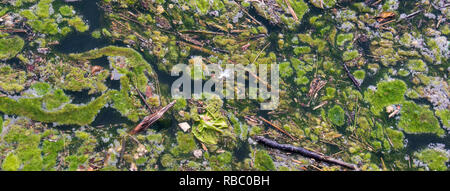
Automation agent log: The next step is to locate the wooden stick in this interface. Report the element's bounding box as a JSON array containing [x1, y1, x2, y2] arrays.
[[258, 116, 296, 140], [130, 100, 177, 135], [132, 83, 155, 113], [284, 0, 299, 22], [254, 136, 359, 170], [237, 3, 262, 26], [342, 62, 361, 91], [178, 41, 223, 59]]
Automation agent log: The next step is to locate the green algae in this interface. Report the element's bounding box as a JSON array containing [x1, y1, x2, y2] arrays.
[[398, 101, 444, 136], [336, 33, 353, 47], [353, 70, 365, 81], [435, 110, 449, 129], [2, 153, 21, 171], [254, 150, 276, 171], [408, 59, 428, 72], [0, 36, 25, 60], [328, 105, 345, 126], [0, 65, 27, 94], [10, 0, 89, 37], [364, 80, 407, 115], [161, 154, 175, 168], [414, 148, 449, 171], [170, 131, 197, 157], [0, 91, 112, 126], [3, 120, 43, 171], [69, 46, 156, 121], [384, 128, 405, 150], [59, 5, 74, 17], [342, 50, 359, 61], [192, 98, 234, 145]]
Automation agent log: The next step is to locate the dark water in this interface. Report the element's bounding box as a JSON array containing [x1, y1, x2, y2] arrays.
[[55, 0, 108, 53]]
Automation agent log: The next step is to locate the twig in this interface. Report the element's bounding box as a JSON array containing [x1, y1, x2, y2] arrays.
[[177, 41, 223, 59], [237, 2, 262, 26], [130, 100, 177, 135], [254, 136, 359, 170], [342, 62, 361, 91], [132, 83, 155, 113], [284, 0, 299, 22], [258, 116, 296, 140]]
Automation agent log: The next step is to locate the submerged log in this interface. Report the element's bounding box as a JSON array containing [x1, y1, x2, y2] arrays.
[[254, 136, 359, 170], [130, 100, 177, 135]]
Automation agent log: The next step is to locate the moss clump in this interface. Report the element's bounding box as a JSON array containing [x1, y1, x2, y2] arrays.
[[36, 0, 53, 18], [364, 80, 407, 115], [16, 0, 88, 37], [405, 89, 419, 99], [173, 98, 187, 111], [293, 46, 311, 55], [20, 10, 38, 20], [31, 82, 51, 96], [353, 70, 365, 80], [398, 101, 444, 136], [435, 109, 449, 129], [161, 154, 175, 168], [68, 16, 89, 32], [0, 65, 27, 93], [42, 89, 71, 111], [3, 121, 44, 171], [59, 5, 74, 17], [415, 148, 449, 171], [91, 30, 102, 39], [336, 33, 353, 46], [279, 62, 294, 78], [170, 132, 197, 157], [0, 36, 25, 60], [328, 105, 345, 126], [342, 50, 359, 61], [42, 136, 64, 170], [322, 87, 336, 100], [254, 150, 275, 171], [298, 33, 327, 53], [407, 59, 427, 72], [2, 153, 21, 171], [0, 91, 112, 126], [385, 128, 405, 150]]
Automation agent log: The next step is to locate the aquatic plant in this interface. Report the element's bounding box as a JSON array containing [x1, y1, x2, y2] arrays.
[[192, 98, 234, 145], [0, 65, 27, 94], [328, 105, 345, 126], [2, 153, 21, 171], [9, 0, 89, 37], [170, 131, 197, 157], [0, 91, 112, 126], [398, 101, 444, 136], [414, 148, 449, 171], [0, 36, 25, 60], [254, 150, 276, 171], [364, 80, 407, 115], [435, 110, 449, 130]]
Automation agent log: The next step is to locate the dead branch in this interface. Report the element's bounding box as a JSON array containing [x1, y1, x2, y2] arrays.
[[130, 100, 177, 135], [342, 62, 361, 91], [254, 136, 358, 170], [258, 116, 296, 140]]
